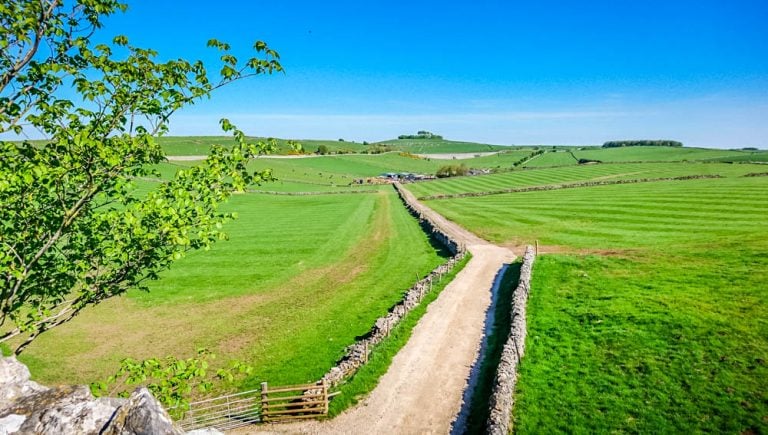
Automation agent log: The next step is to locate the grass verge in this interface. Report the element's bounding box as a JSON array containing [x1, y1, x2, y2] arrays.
[[514, 248, 768, 433], [327, 253, 472, 417]]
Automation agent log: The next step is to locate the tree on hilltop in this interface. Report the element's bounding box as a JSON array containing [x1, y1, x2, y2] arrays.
[[0, 0, 283, 354]]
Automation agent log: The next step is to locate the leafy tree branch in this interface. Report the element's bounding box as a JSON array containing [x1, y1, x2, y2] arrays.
[[0, 0, 283, 354]]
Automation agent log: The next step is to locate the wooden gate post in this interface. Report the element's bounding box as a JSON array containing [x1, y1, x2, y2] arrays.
[[260, 382, 268, 422], [322, 380, 329, 415]]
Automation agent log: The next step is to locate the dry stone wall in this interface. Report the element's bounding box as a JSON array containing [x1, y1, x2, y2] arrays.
[[318, 186, 467, 387], [420, 174, 723, 201], [485, 246, 536, 435], [394, 184, 464, 255]]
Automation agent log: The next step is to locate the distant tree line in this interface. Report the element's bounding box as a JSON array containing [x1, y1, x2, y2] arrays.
[[603, 140, 683, 148], [398, 130, 443, 140]]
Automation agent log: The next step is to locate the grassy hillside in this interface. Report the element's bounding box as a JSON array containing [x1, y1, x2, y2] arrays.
[[157, 136, 368, 156], [19, 189, 449, 391], [573, 146, 762, 163], [373, 138, 508, 153], [412, 176, 768, 432], [522, 150, 579, 167], [157, 136, 511, 156]]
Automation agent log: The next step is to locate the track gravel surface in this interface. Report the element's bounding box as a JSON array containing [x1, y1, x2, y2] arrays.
[[239, 185, 514, 434]]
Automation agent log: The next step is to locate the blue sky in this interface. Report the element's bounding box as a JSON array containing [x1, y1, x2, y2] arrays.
[[97, 1, 768, 146]]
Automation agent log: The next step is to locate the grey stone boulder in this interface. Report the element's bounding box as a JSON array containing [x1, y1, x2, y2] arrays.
[[0, 356, 186, 434], [0, 356, 47, 406], [0, 384, 118, 434], [102, 387, 182, 435]]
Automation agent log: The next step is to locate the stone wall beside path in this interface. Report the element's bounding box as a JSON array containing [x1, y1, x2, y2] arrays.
[[486, 245, 536, 435], [318, 184, 469, 387]]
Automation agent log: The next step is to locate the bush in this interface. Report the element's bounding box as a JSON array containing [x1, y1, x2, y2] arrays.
[[436, 164, 468, 178], [316, 145, 329, 155]]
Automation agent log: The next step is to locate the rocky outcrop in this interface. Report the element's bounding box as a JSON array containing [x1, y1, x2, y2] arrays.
[[0, 356, 190, 435], [486, 246, 536, 435]]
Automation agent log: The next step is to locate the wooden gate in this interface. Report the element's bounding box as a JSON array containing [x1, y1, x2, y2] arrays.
[[171, 381, 329, 431], [261, 381, 329, 422]]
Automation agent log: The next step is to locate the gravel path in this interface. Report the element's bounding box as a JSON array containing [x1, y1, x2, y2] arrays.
[[238, 186, 514, 434]]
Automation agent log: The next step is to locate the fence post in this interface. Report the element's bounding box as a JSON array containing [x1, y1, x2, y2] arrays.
[[322, 380, 329, 415], [261, 382, 268, 422], [535, 239, 539, 256]]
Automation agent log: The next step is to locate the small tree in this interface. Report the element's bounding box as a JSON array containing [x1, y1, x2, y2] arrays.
[[436, 164, 469, 178], [316, 144, 329, 155], [0, 1, 283, 354]]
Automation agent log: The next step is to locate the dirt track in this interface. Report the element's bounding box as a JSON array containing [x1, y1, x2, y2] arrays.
[[240, 187, 514, 434]]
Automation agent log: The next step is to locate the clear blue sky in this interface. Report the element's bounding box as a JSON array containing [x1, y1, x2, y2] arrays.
[[102, 1, 768, 147]]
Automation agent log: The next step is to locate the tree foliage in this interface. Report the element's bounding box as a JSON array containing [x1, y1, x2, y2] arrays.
[[0, 0, 283, 354], [436, 163, 468, 178], [398, 130, 443, 140], [91, 348, 252, 419], [602, 140, 683, 148]]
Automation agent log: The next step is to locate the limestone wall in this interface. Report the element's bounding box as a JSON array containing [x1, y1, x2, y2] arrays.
[[319, 185, 467, 387], [420, 174, 723, 201], [485, 246, 536, 435], [393, 183, 464, 255]]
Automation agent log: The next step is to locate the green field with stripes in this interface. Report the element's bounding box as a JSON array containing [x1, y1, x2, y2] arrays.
[[412, 171, 768, 432], [406, 162, 767, 198]]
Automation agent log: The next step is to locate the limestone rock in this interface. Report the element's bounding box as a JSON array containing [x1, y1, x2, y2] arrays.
[[0, 357, 188, 435], [1, 384, 117, 435], [102, 387, 182, 435], [0, 357, 47, 406]]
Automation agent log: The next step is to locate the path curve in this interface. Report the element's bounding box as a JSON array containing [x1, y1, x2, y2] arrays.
[[240, 186, 514, 434]]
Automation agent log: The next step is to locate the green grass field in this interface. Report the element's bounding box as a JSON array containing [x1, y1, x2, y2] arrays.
[[157, 136, 369, 156], [405, 162, 767, 198], [572, 146, 764, 163], [522, 150, 579, 167], [157, 136, 509, 156], [12, 137, 768, 431], [374, 137, 508, 153], [19, 189, 449, 392], [413, 176, 768, 432]]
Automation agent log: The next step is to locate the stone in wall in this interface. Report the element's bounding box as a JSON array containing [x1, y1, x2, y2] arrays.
[[316, 185, 468, 388], [486, 245, 536, 435]]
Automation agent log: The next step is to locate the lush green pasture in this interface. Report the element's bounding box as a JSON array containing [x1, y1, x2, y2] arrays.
[[708, 151, 768, 163], [157, 136, 368, 156], [406, 162, 766, 198], [456, 150, 537, 168], [244, 154, 444, 191], [572, 146, 755, 163], [375, 138, 508, 153], [522, 150, 579, 167], [416, 176, 768, 432], [19, 190, 449, 390], [157, 135, 513, 156]]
